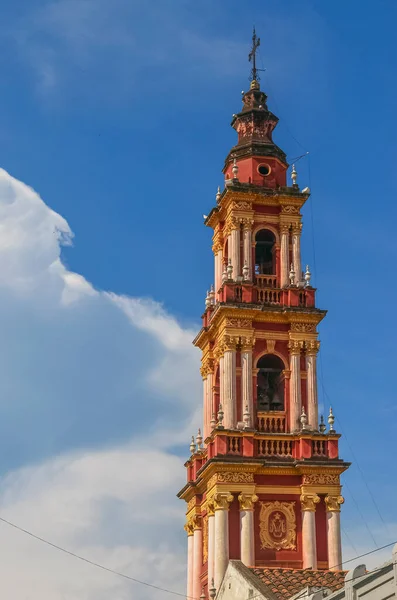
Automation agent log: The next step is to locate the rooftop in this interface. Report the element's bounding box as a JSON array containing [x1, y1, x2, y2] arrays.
[[249, 567, 347, 600]]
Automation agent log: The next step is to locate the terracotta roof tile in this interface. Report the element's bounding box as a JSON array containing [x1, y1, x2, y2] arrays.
[[249, 567, 346, 600]]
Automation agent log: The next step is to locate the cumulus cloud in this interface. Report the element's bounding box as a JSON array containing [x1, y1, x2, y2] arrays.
[[0, 168, 200, 598]]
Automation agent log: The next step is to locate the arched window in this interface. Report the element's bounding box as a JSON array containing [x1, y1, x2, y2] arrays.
[[256, 354, 285, 411], [255, 229, 276, 275]]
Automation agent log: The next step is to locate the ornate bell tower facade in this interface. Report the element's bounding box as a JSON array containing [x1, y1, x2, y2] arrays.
[[178, 34, 349, 600]]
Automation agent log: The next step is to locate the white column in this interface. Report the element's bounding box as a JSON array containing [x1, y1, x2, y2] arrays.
[[301, 494, 320, 569], [292, 225, 302, 282], [243, 226, 252, 280], [193, 518, 203, 600], [207, 503, 215, 592], [206, 370, 214, 438], [223, 344, 236, 429], [280, 225, 289, 287], [214, 493, 233, 589], [185, 522, 194, 599], [202, 376, 208, 440], [219, 355, 224, 413], [325, 496, 344, 570], [306, 343, 320, 430], [215, 249, 223, 295], [230, 227, 240, 279], [289, 342, 302, 432], [238, 494, 258, 566], [241, 344, 253, 427]]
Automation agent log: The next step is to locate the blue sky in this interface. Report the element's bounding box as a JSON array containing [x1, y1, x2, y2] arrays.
[[0, 0, 396, 598]]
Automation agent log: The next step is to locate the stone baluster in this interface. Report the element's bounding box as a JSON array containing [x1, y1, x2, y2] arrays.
[[306, 341, 320, 430], [325, 495, 344, 570], [184, 520, 194, 600], [238, 493, 258, 566], [192, 516, 203, 600], [289, 341, 302, 431], [207, 501, 215, 593], [213, 493, 234, 589], [280, 224, 290, 287], [301, 494, 320, 569], [213, 242, 223, 297], [292, 224, 302, 283]]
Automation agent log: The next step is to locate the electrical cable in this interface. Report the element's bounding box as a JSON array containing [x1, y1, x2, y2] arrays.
[[0, 516, 195, 600]]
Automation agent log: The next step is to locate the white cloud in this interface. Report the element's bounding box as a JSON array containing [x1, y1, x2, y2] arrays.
[[0, 167, 200, 598]]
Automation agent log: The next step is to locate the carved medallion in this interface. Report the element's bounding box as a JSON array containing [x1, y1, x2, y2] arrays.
[[259, 501, 296, 551]]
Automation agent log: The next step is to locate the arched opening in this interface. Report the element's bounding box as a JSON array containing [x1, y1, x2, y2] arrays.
[[256, 354, 285, 411], [255, 229, 276, 275]]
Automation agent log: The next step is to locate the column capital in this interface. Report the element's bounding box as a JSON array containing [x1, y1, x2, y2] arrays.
[[300, 494, 320, 512], [229, 216, 241, 231], [306, 340, 321, 355], [288, 340, 304, 355], [280, 223, 290, 235], [192, 515, 203, 530], [207, 500, 215, 517], [242, 218, 254, 231], [222, 334, 238, 352], [291, 223, 303, 236], [201, 357, 215, 378], [212, 241, 223, 254], [214, 492, 234, 511], [184, 519, 195, 536], [325, 495, 344, 512], [241, 335, 255, 352], [238, 493, 258, 511]]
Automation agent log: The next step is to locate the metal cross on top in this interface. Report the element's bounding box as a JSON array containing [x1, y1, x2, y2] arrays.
[[248, 27, 261, 81]]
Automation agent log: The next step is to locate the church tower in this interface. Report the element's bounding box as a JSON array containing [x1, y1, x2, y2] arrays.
[[178, 31, 349, 600]]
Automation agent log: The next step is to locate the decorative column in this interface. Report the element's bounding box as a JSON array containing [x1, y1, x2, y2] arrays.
[[207, 501, 215, 593], [202, 373, 208, 440], [184, 520, 194, 600], [241, 338, 254, 427], [306, 341, 320, 430], [300, 494, 320, 569], [243, 222, 253, 280], [292, 224, 302, 282], [213, 492, 233, 589], [206, 366, 214, 437], [238, 493, 258, 566], [219, 354, 224, 413], [289, 341, 302, 431], [222, 336, 237, 429], [230, 224, 241, 280], [325, 495, 344, 570], [280, 224, 289, 287], [192, 515, 203, 600]]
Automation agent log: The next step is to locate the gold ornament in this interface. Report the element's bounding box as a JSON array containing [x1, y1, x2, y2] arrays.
[[259, 501, 296, 551], [302, 473, 340, 485], [213, 493, 234, 511], [202, 514, 208, 563], [325, 495, 344, 512], [217, 472, 254, 483], [238, 493, 259, 511], [300, 494, 320, 512]]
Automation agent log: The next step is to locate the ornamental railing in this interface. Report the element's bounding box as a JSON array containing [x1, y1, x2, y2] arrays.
[[257, 411, 286, 434], [257, 438, 292, 458], [255, 274, 278, 289]]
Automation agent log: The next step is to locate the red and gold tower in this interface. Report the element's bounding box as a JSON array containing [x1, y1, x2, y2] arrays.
[[178, 33, 349, 600]]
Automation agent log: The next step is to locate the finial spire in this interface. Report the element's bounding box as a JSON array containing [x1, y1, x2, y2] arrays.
[[248, 27, 261, 82]]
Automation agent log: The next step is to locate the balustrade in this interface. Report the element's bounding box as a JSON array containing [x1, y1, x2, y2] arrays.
[[257, 411, 286, 433], [227, 436, 242, 455], [255, 274, 278, 289], [312, 439, 327, 456], [256, 288, 281, 304], [257, 438, 292, 457]]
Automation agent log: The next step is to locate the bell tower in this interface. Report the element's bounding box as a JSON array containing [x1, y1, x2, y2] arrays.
[[178, 31, 349, 600]]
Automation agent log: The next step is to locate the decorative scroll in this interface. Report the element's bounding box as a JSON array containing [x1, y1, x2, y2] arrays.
[[291, 323, 317, 333], [259, 501, 296, 551], [217, 472, 254, 484], [302, 473, 340, 485], [281, 205, 300, 214], [225, 318, 252, 328]]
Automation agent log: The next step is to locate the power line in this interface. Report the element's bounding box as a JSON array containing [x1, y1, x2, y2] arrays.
[[0, 516, 196, 600]]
